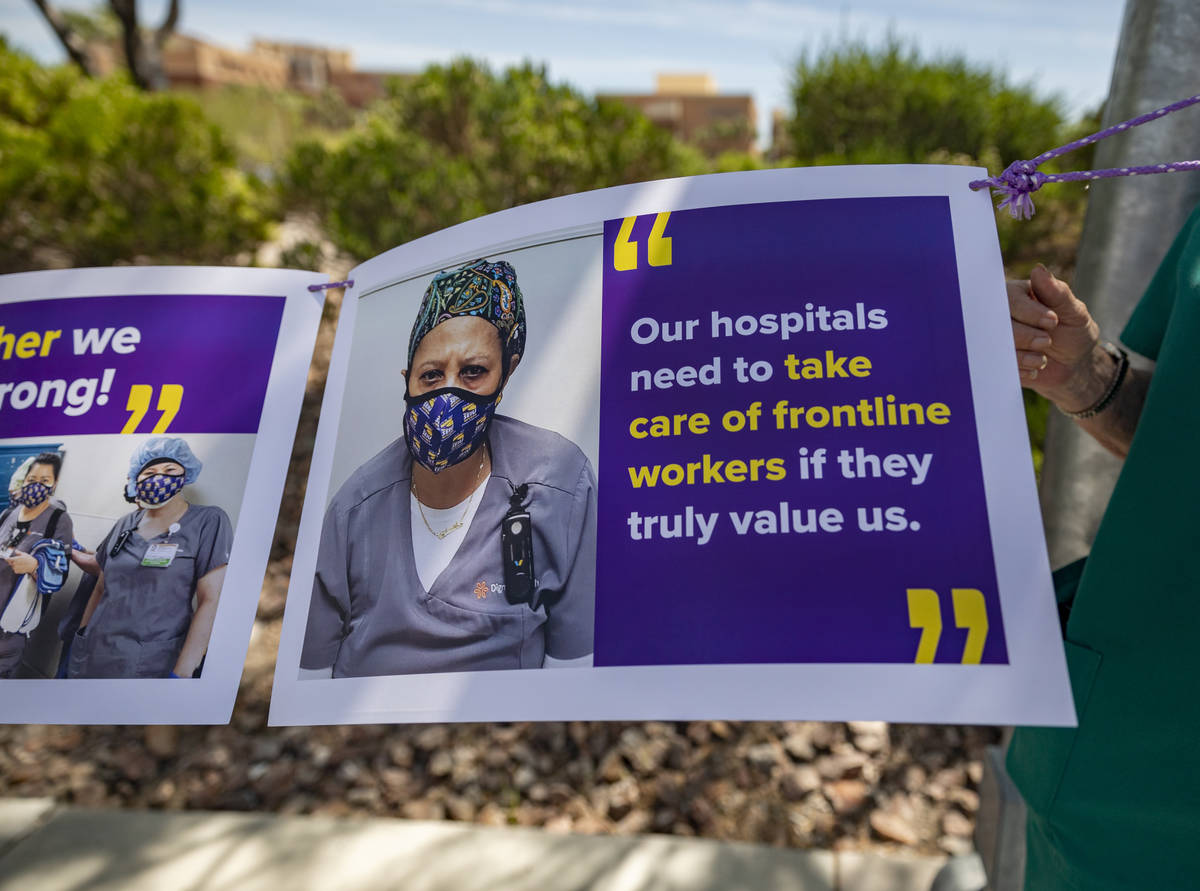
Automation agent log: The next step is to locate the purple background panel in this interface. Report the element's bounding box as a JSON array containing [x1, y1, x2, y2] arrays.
[[0, 293, 284, 437], [595, 196, 1007, 666]]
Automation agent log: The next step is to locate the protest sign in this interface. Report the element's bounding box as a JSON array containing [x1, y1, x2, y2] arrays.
[[597, 197, 1000, 667], [0, 266, 325, 724], [270, 166, 1075, 726]]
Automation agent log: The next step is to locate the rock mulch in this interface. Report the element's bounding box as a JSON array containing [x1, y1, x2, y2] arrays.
[[0, 682, 996, 856]]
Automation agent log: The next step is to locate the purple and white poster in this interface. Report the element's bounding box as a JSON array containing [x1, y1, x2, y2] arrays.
[[597, 197, 1004, 668], [272, 166, 1075, 727], [0, 266, 326, 724], [0, 292, 284, 439]]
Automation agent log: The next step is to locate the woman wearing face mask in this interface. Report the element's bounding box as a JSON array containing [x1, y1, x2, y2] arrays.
[[0, 453, 74, 677], [68, 437, 232, 679], [301, 258, 596, 677]]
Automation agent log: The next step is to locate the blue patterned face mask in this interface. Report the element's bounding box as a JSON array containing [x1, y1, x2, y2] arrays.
[[13, 481, 50, 508], [135, 473, 186, 507], [404, 386, 499, 474]]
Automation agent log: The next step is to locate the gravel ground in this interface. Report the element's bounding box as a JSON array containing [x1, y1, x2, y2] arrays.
[[0, 710, 997, 856]]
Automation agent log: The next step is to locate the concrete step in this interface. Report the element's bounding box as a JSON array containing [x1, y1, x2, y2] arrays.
[[0, 798, 949, 891]]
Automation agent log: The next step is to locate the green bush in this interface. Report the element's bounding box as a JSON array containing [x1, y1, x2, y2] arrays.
[[280, 58, 705, 261], [787, 36, 1065, 167], [184, 84, 357, 172], [0, 40, 270, 272]]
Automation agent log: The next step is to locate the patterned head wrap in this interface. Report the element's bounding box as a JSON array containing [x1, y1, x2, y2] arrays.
[[406, 259, 527, 373]]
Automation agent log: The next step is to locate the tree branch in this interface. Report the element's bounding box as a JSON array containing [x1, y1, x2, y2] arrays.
[[28, 0, 96, 76], [106, 0, 172, 91], [106, 0, 146, 89], [154, 0, 179, 50]]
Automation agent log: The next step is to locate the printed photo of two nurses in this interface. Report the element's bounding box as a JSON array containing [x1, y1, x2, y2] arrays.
[[0, 434, 250, 680]]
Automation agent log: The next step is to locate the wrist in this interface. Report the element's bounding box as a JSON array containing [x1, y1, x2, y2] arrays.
[[1053, 342, 1127, 417], [1043, 341, 1114, 413]]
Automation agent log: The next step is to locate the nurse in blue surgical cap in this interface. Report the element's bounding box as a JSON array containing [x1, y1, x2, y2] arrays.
[[68, 437, 233, 679]]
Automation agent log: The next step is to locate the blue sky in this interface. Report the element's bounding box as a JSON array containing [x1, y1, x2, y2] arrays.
[[3, 0, 1127, 146]]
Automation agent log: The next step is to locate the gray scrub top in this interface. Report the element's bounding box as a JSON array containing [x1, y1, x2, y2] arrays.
[[68, 502, 232, 679], [302, 415, 596, 677], [0, 501, 73, 676], [0, 499, 74, 608]]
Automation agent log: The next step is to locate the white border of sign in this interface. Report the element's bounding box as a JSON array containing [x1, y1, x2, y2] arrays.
[[271, 166, 1076, 727], [0, 266, 326, 724]]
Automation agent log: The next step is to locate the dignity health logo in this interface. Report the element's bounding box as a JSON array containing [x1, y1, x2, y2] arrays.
[[473, 580, 506, 599]]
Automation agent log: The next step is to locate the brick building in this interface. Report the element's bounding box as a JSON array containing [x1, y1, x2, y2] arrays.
[[160, 35, 290, 90], [86, 33, 406, 107], [599, 73, 757, 156]]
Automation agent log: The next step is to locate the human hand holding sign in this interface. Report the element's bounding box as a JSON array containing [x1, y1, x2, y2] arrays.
[[1007, 265, 1101, 400], [1007, 264, 1148, 458]]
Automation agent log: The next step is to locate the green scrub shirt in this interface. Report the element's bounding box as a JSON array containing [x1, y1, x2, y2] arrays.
[[1007, 207, 1200, 890]]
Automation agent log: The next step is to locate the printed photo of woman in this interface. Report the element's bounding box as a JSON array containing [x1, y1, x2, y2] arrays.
[[0, 453, 73, 677], [301, 259, 596, 678], [68, 436, 232, 679]]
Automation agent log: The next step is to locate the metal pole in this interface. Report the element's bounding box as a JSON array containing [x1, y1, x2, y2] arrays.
[[1039, 0, 1200, 568], [971, 5, 1200, 891]]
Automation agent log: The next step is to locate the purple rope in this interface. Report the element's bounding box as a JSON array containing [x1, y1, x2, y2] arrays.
[[308, 279, 354, 292], [969, 94, 1200, 219]]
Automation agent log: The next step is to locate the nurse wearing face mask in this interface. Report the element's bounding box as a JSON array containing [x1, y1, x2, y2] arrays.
[[68, 437, 232, 679], [0, 453, 74, 677], [301, 258, 596, 678]]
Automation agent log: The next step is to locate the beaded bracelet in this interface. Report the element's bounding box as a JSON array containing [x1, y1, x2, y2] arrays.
[[1059, 342, 1129, 419]]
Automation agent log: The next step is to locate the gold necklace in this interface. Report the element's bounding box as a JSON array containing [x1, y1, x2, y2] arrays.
[[412, 456, 487, 540]]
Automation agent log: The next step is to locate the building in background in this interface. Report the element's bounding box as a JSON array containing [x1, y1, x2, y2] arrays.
[[249, 39, 351, 91], [768, 108, 791, 161], [85, 33, 408, 106], [249, 39, 410, 106], [599, 73, 757, 157], [158, 35, 290, 90]]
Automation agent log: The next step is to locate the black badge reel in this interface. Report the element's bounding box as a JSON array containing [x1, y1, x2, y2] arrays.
[[502, 484, 538, 609], [109, 528, 134, 558]]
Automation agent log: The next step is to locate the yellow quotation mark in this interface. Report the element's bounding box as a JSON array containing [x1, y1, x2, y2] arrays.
[[906, 588, 989, 664], [122, 384, 184, 434], [613, 212, 673, 270]]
